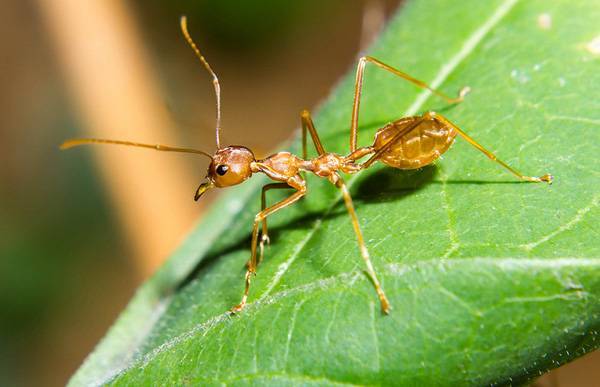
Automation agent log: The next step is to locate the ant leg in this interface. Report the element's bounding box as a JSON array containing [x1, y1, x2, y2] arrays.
[[350, 56, 469, 152], [360, 118, 426, 169], [333, 173, 390, 314], [258, 183, 291, 265], [346, 146, 375, 162], [426, 112, 553, 184], [232, 178, 306, 313], [301, 109, 326, 159]]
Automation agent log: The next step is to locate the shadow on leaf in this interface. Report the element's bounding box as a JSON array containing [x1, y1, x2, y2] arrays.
[[177, 164, 439, 292]]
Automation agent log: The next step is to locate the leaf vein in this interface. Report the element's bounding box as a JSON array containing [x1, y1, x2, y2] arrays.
[[284, 299, 306, 369], [116, 257, 599, 380], [370, 301, 382, 372], [405, 0, 519, 116], [521, 194, 599, 251]]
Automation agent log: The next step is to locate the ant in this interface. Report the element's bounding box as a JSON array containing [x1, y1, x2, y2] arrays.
[[61, 16, 553, 315]]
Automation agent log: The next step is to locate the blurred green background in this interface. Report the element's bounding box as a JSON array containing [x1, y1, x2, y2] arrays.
[[0, 0, 596, 386]]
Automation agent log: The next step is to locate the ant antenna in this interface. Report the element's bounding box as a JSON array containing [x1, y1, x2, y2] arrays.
[[180, 16, 222, 150], [60, 138, 213, 159]]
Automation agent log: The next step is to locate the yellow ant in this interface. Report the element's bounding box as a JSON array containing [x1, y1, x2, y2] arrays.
[[61, 16, 553, 314]]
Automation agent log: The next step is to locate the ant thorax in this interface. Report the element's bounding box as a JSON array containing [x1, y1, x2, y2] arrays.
[[307, 153, 345, 177], [259, 152, 305, 179]]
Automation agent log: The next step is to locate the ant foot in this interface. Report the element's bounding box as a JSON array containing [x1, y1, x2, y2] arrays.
[[539, 173, 554, 184], [459, 86, 471, 99], [378, 291, 391, 315], [230, 303, 246, 314], [260, 234, 270, 246], [528, 174, 554, 184]]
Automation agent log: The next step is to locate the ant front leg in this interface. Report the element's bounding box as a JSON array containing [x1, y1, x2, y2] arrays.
[[349, 56, 469, 152], [258, 183, 292, 265], [231, 177, 307, 313], [425, 112, 553, 184]]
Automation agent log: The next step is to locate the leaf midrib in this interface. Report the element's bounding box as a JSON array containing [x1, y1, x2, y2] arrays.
[[253, 0, 520, 308], [95, 0, 524, 384]]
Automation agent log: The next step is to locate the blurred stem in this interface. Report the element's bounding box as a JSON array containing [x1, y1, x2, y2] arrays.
[[37, 0, 200, 278], [359, 0, 386, 54]]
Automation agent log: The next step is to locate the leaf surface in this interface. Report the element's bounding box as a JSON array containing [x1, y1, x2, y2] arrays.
[[71, 0, 600, 385]]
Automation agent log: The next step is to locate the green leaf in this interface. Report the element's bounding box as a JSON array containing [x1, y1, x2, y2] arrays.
[[71, 0, 600, 385]]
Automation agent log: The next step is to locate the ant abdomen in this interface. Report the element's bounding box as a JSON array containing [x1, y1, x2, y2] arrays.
[[372, 115, 456, 169]]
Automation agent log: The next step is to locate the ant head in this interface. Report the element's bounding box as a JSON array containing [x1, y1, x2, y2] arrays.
[[195, 146, 255, 200], [182, 18, 257, 200]]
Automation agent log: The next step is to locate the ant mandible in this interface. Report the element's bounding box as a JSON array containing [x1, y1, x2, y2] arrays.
[[61, 16, 553, 315]]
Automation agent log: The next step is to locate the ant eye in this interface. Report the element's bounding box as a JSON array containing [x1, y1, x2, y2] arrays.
[[216, 165, 229, 176]]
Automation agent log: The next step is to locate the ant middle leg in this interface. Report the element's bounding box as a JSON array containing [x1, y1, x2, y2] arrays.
[[332, 173, 390, 314], [232, 179, 306, 313], [425, 112, 553, 183], [301, 109, 326, 159], [349, 56, 470, 152]]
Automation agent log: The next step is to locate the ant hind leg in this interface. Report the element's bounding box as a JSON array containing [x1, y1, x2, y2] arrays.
[[426, 112, 553, 183], [349, 56, 470, 152]]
